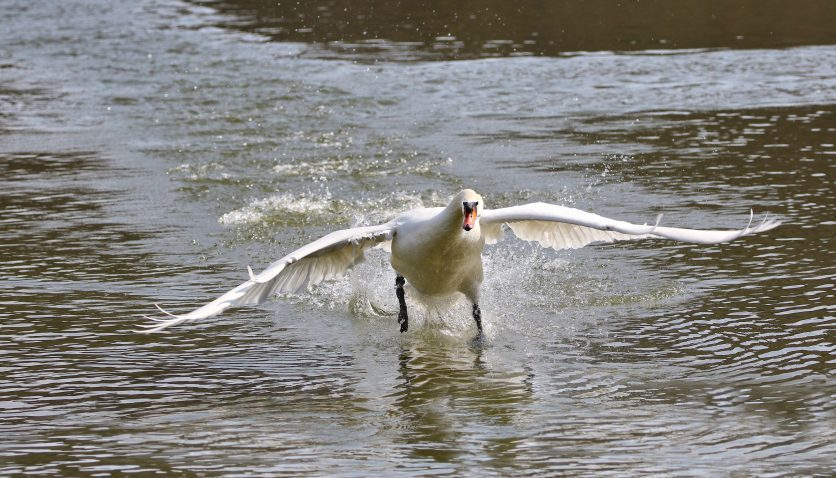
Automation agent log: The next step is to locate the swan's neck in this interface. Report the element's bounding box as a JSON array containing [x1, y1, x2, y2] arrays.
[[438, 201, 479, 238]]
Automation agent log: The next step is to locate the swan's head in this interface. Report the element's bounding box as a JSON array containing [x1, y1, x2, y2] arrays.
[[455, 189, 483, 232]]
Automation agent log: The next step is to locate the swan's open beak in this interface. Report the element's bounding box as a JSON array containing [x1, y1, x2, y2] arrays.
[[463, 201, 478, 231]]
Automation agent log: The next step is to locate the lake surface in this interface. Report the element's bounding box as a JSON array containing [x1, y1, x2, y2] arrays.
[[1, 0, 834, 476]]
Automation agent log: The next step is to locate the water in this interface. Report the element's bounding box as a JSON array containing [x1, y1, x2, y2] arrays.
[[1, 0, 834, 476]]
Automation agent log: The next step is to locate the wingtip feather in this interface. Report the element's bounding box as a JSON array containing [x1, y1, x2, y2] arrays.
[[154, 303, 181, 318]]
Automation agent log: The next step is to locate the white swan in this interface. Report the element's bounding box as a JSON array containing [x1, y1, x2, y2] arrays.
[[140, 189, 780, 333]]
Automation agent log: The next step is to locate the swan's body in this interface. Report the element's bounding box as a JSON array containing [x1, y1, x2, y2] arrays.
[[141, 189, 780, 333], [391, 205, 485, 300]]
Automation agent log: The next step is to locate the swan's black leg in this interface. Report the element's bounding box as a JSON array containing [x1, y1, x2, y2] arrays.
[[472, 303, 483, 334], [396, 276, 408, 333]]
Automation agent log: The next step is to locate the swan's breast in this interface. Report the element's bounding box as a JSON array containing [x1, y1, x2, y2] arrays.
[[389, 214, 485, 296]]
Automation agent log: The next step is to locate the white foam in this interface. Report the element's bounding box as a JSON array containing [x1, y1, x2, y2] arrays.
[[218, 190, 430, 226], [169, 162, 229, 182]]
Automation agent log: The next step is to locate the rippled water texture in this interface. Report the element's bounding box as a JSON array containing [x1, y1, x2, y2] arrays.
[[1, 0, 834, 476]]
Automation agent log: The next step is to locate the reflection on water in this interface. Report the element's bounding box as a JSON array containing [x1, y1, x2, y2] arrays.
[[205, 0, 836, 60], [389, 343, 533, 465], [1, 0, 834, 475]]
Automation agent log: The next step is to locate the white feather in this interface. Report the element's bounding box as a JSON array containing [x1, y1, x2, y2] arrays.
[[480, 202, 780, 250], [139, 224, 394, 333]]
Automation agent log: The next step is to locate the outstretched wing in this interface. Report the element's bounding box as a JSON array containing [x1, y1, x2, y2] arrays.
[[140, 223, 395, 333], [480, 202, 780, 250]]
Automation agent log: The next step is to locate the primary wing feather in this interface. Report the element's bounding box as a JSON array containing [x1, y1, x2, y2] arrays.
[[140, 224, 394, 332], [481, 202, 780, 250]]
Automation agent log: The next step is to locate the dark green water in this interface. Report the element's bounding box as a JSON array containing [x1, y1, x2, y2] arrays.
[[1, 1, 833, 476]]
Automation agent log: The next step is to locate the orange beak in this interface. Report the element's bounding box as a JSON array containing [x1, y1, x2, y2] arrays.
[[463, 208, 477, 231]]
